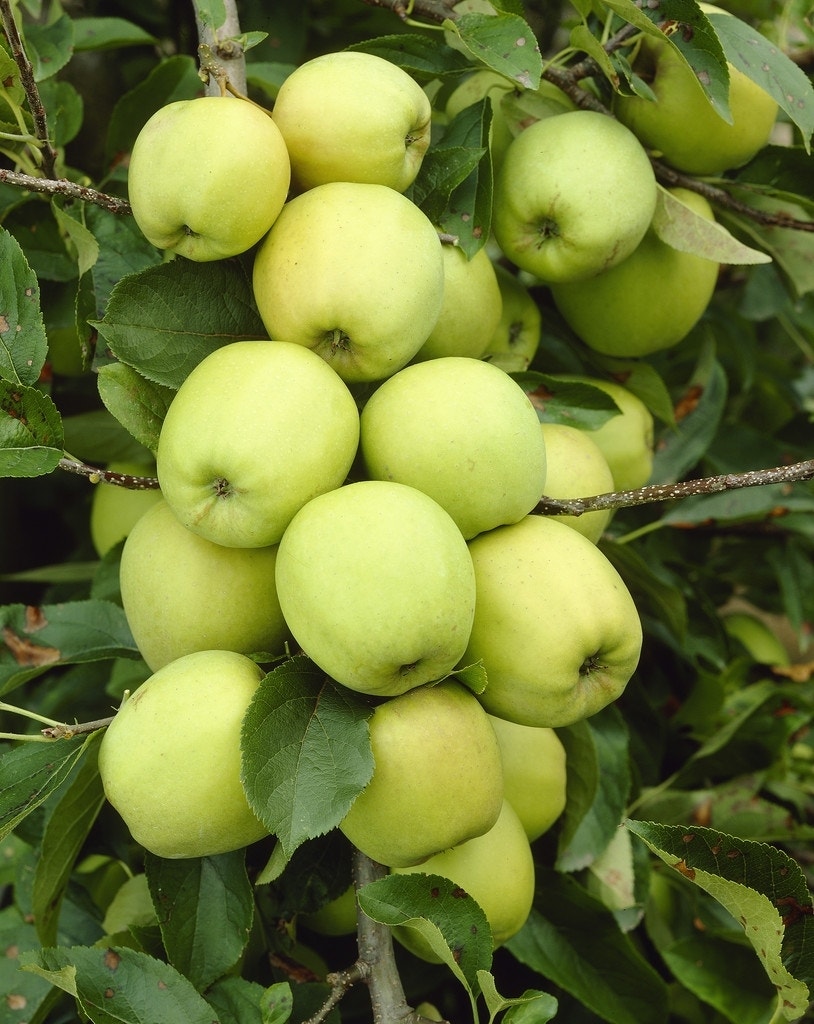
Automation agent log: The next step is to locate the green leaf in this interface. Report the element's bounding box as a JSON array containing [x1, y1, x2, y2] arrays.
[[347, 33, 473, 80], [260, 982, 295, 1024], [32, 732, 106, 947], [145, 850, 254, 992], [0, 380, 63, 478], [91, 258, 268, 390], [73, 17, 158, 51], [38, 78, 84, 148], [0, 908, 59, 1023], [626, 821, 813, 1015], [0, 227, 48, 386], [411, 145, 487, 226], [51, 202, 100, 278], [652, 187, 771, 265], [358, 872, 492, 999], [444, 12, 542, 90], [707, 11, 814, 150], [96, 362, 174, 455], [601, 541, 688, 646], [0, 599, 139, 698], [506, 868, 670, 1024], [84, 205, 164, 322], [241, 657, 374, 863], [660, 480, 814, 528], [206, 976, 266, 1024], [0, 735, 88, 842], [516, 373, 622, 430], [25, 14, 74, 81], [19, 945, 222, 1024], [195, 0, 227, 30], [477, 971, 558, 1022]]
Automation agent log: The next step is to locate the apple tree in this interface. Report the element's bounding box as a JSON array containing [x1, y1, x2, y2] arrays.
[[1, 0, 814, 1023]]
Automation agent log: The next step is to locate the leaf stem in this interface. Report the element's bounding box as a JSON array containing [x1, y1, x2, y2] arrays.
[[0, 700, 62, 728]]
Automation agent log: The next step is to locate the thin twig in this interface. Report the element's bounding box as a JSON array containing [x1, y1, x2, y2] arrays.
[[58, 457, 160, 490], [193, 0, 247, 96], [41, 716, 115, 739], [360, 0, 459, 22], [0, 168, 132, 213], [0, 0, 58, 177], [534, 459, 814, 517]]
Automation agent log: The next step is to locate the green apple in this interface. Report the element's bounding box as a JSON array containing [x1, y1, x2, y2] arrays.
[[614, 12, 778, 176], [275, 480, 476, 697], [156, 340, 360, 548], [127, 96, 290, 261], [392, 798, 535, 959], [493, 110, 658, 283], [546, 375, 655, 491], [480, 264, 542, 373], [722, 611, 791, 666], [300, 885, 358, 937], [272, 50, 431, 193], [463, 515, 643, 727], [360, 357, 547, 540], [487, 715, 567, 841], [90, 461, 162, 557], [252, 182, 445, 383], [412, 244, 503, 361], [446, 69, 518, 169], [98, 649, 269, 859], [339, 680, 504, 868], [550, 188, 720, 358], [119, 499, 290, 671], [538, 423, 615, 543]]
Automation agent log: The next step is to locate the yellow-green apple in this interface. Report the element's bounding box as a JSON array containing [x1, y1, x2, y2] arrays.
[[275, 481, 476, 697], [119, 500, 290, 671], [493, 110, 658, 283], [300, 885, 358, 937], [156, 340, 360, 548], [487, 715, 567, 841], [392, 798, 535, 959], [252, 182, 444, 382], [412, 244, 503, 361], [339, 680, 504, 868], [360, 357, 547, 540], [462, 515, 643, 727], [544, 375, 655, 491], [481, 264, 542, 372], [272, 50, 431, 193], [613, 10, 778, 175], [538, 423, 615, 543], [90, 461, 162, 557], [98, 649, 269, 858], [127, 96, 290, 261], [550, 188, 720, 357]]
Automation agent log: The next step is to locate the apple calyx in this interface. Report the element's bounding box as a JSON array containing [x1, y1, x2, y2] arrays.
[[325, 328, 352, 355], [536, 217, 560, 247], [213, 477, 234, 498], [579, 651, 606, 677]]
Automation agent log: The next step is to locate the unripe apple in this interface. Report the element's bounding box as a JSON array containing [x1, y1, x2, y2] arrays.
[[392, 799, 535, 959], [339, 680, 504, 868], [272, 50, 431, 193], [300, 885, 358, 937], [360, 357, 547, 540], [98, 649, 269, 859], [487, 715, 567, 841], [412, 244, 503, 361], [493, 110, 658, 283], [252, 182, 445, 383], [463, 515, 643, 728], [539, 423, 615, 543], [90, 461, 162, 557], [127, 96, 290, 261], [481, 264, 542, 373], [156, 340, 360, 548], [550, 188, 720, 357], [120, 500, 290, 671], [275, 481, 476, 697]]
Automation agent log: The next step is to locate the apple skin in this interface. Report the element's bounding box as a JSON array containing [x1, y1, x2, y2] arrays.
[[300, 885, 358, 937], [487, 715, 567, 841], [156, 340, 360, 549], [462, 515, 643, 728], [412, 244, 503, 361], [339, 680, 504, 868], [127, 96, 290, 261], [392, 798, 535, 960], [613, 21, 778, 176], [538, 423, 615, 544], [550, 188, 719, 358], [90, 461, 162, 557], [98, 649, 269, 859], [481, 264, 542, 373], [493, 110, 658, 283], [546, 375, 655, 492], [119, 499, 290, 672], [275, 480, 476, 697], [360, 357, 547, 540], [252, 182, 444, 383], [272, 51, 431, 193]]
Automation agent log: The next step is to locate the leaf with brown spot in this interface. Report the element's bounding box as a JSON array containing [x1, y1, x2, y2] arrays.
[[1, 626, 60, 667]]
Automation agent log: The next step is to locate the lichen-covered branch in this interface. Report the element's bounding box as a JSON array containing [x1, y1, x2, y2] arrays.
[[193, 0, 247, 96], [0, 167, 132, 213], [59, 458, 159, 489]]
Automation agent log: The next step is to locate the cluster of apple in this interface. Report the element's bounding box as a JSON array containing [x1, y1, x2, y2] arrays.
[[95, 41, 754, 955]]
